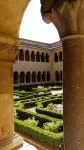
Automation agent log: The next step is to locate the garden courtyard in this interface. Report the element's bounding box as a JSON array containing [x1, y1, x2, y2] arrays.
[[14, 84, 63, 150]]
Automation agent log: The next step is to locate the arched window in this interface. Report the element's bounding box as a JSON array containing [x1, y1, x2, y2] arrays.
[[42, 71, 46, 81], [60, 71, 63, 81], [32, 71, 36, 82], [36, 51, 40, 62], [37, 71, 41, 82], [55, 71, 59, 81], [13, 71, 18, 84], [41, 52, 45, 62], [20, 71, 25, 83], [31, 51, 35, 61], [54, 53, 58, 62], [25, 50, 30, 61], [46, 53, 49, 62], [47, 71, 50, 81], [26, 71, 31, 83], [19, 49, 24, 61], [59, 51, 62, 61]]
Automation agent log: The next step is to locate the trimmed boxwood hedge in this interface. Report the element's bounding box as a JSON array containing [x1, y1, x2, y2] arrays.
[[16, 108, 62, 124], [36, 107, 63, 119], [39, 98, 62, 107], [14, 118, 63, 147]]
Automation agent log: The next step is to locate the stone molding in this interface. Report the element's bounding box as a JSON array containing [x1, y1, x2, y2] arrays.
[[0, 43, 19, 63], [61, 34, 84, 42]]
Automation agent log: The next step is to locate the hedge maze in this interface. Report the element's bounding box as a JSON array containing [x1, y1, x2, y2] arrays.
[[14, 85, 63, 147]]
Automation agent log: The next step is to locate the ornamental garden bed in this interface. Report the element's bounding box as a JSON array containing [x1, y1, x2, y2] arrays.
[[14, 85, 63, 148]]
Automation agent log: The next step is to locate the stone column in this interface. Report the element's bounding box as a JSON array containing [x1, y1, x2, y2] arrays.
[[62, 36, 84, 150], [24, 74, 26, 84], [41, 1, 84, 150], [18, 74, 20, 84], [24, 51, 25, 61], [0, 37, 23, 149], [50, 49, 54, 83], [35, 54, 36, 62]]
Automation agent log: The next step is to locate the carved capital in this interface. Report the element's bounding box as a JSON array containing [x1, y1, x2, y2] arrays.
[[0, 43, 19, 63], [41, 0, 84, 37]]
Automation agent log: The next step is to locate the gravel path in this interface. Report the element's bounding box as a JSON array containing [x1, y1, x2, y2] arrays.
[[27, 90, 63, 112]]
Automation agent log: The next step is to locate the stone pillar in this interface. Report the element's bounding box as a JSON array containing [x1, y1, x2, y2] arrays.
[[63, 36, 84, 150], [45, 72, 47, 83], [39, 54, 41, 62], [41, 1, 84, 150], [24, 74, 26, 84], [50, 49, 54, 83], [41, 73, 42, 82], [18, 74, 20, 84], [0, 38, 23, 149], [30, 74, 32, 83], [35, 54, 36, 62], [24, 51, 25, 61], [0, 62, 14, 139]]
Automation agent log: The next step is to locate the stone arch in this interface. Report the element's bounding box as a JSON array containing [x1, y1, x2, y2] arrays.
[[13, 71, 18, 84], [42, 71, 46, 81], [32, 71, 36, 82], [31, 51, 35, 61], [19, 49, 24, 61], [25, 50, 30, 61], [36, 51, 40, 62], [55, 71, 59, 81], [46, 53, 49, 62], [26, 71, 31, 83], [47, 71, 50, 81], [54, 52, 58, 62], [20, 71, 25, 83], [41, 52, 45, 62], [37, 71, 41, 82]]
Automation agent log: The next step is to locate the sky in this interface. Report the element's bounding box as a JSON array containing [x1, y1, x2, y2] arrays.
[[19, 0, 60, 43]]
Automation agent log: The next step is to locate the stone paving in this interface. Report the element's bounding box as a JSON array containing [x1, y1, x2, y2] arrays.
[[14, 141, 38, 150]]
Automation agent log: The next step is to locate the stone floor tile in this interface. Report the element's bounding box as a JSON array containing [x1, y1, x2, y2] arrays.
[[22, 141, 30, 147], [24, 145, 37, 150]]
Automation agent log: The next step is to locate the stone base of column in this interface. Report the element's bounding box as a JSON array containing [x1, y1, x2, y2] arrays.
[[0, 132, 23, 150]]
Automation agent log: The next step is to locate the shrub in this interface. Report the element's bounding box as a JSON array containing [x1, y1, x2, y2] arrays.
[[14, 118, 63, 147], [24, 117, 39, 126], [36, 107, 63, 119], [47, 103, 54, 110], [43, 121, 63, 133], [16, 108, 62, 124]]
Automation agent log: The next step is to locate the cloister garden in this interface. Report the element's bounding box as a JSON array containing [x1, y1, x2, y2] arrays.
[[14, 84, 63, 148]]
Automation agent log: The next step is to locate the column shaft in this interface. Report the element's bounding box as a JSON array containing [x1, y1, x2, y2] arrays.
[[63, 38, 84, 150], [0, 62, 14, 140]]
